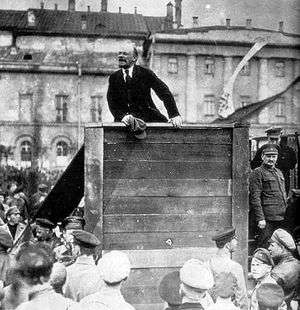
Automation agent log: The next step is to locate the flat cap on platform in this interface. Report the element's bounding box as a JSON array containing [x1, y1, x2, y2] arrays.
[[35, 218, 55, 229], [256, 283, 284, 308], [262, 145, 279, 155], [270, 228, 296, 251], [180, 259, 214, 290], [158, 271, 181, 306], [98, 250, 131, 284], [253, 248, 274, 266], [71, 230, 101, 248], [212, 227, 236, 243]]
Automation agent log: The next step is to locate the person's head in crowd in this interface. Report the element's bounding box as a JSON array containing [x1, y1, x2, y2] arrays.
[[158, 271, 181, 309], [7, 182, 18, 195], [38, 184, 48, 194], [98, 250, 131, 288], [251, 248, 274, 281], [261, 145, 278, 168], [14, 244, 54, 287], [214, 272, 236, 299], [179, 259, 214, 302], [212, 227, 237, 254], [62, 216, 85, 234], [268, 229, 296, 260], [49, 262, 66, 294], [34, 218, 56, 242], [256, 283, 284, 310], [71, 230, 100, 258], [265, 127, 282, 144], [5, 206, 21, 225], [293, 226, 300, 258]]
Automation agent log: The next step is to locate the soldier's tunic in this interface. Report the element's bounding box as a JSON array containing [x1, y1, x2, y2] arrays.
[[208, 255, 248, 310]]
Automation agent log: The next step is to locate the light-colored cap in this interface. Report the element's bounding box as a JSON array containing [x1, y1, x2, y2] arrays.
[[270, 228, 296, 251]]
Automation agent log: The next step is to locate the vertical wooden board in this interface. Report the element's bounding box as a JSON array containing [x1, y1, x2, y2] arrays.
[[232, 124, 250, 272], [84, 126, 104, 247]]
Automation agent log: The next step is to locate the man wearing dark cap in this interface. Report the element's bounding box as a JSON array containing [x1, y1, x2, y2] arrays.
[[63, 230, 104, 302], [256, 283, 284, 310], [268, 229, 300, 307], [208, 227, 248, 310], [249, 145, 287, 248]]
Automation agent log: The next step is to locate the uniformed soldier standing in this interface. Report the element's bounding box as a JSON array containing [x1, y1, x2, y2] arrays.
[[208, 227, 248, 310]]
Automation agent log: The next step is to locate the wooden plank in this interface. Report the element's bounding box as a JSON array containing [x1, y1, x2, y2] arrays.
[[84, 127, 104, 249], [232, 125, 250, 272], [104, 161, 231, 179], [104, 196, 232, 215], [132, 303, 164, 310], [103, 214, 231, 233], [104, 127, 232, 144], [103, 230, 220, 250], [122, 286, 162, 304], [104, 179, 232, 197], [102, 247, 217, 268], [104, 143, 232, 161]]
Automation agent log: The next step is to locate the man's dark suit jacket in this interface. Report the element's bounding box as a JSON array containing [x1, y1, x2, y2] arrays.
[[107, 65, 180, 122]]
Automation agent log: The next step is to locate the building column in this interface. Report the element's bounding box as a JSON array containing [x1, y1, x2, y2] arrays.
[[258, 58, 269, 124], [185, 54, 197, 122]]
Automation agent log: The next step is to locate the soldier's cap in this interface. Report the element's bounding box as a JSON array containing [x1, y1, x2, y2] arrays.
[[98, 250, 131, 284], [293, 226, 300, 242], [262, 144, 278, 155], [180, 259, 214, 290], [252, 248, 274, 266], [38, 184, 48, 190], [270, 228, 296, 251], [212, 227, 236, 243], [256, 283, 284, 308], [35, 218, 56, 229], [265, 127, 282, 137], [62, 216, 85, 230], [5, 206, 20, 218], [158, 271, 181, 306], [71, 230, 101, 248]]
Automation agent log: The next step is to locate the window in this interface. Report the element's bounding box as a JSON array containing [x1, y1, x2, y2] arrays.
[[20, 141, 32, 162], [81, 15, 87, 30], [56, 141, 69, 166], [204, 95, 216, 116], [19, 93, 33, 122], [168, 57, 178, 74], [240, 61, 250, 76], [90, 96, 102, 122], [240, 95, 251, 108], [275, 97, 285, 118], [56, 95, 68, 122], [205, 57, 215, 75], [275, 61, 285, 77]]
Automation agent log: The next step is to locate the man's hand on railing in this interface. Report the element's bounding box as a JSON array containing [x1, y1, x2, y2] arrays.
[[169, 116, 183, 128]]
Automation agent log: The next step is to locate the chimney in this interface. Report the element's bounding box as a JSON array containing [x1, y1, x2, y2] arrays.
[[175, 0, 182, 28], [40, 1, 44, 9], [118, 7, 122, 13], [27, 10, 36, 27], [279, 21, 284, 32], [54, 3, 58, 10], [87, 5, 90, 12], [134, 6, 137, 14], [101, 0, 107, 12], [68, 0, 75, 11], [246, 18, 252, 29], [192, 16, 198, 27], [226, 18, 231, 28], [166, 2, 173, 20]]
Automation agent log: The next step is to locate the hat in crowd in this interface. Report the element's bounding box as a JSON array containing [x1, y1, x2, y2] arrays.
[[158, 271, 181, 306], [5, 206, 20, 218], [262, 144, 279, 155], [98, 250, 131, 284], [125, 115, 147, 140], [253, 248, 274, 267], [38, 184, 48, 190], [62, 216, 85, 230], [212, 227, 236, 244], [50, 262, 67, 289], [71, 230, 101, 248], [270, 228, 296, 251], [214, 272, 236, 298], [35, 218, 56, 230], [180, 259, 214, 290], [265, 127, 282, 137], [256, 283, 284, 308]]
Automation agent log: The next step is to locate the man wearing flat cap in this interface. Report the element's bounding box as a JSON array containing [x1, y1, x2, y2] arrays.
[[178, 258, 214, 309], [80, 250, 134, 310], [208, 227, 248, 310], [64, 230, 104, 302], [249, 145, 287, 248], [268, 228, 300, 307]]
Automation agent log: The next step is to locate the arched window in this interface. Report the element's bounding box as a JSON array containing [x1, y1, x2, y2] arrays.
[[20, 141, 32, 162], [56, 141, 68, 157]]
